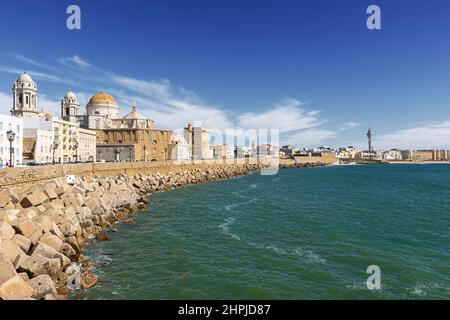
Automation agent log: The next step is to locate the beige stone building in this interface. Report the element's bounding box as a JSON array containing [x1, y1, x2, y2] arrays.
[[184, 124, 213, 160], [53, 118, 78, 163], [96, 128, 172, 162], [78, 128, 96, 162]]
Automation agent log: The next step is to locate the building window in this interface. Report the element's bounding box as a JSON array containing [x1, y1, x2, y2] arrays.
[[19, 94, 23, 104], [26, 95, 29, 105]]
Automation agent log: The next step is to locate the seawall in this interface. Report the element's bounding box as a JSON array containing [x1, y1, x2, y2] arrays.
[[0, 158, 270, 189]]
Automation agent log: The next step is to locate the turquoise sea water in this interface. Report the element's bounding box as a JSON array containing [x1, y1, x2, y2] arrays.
[[73, 164, 450, 299]]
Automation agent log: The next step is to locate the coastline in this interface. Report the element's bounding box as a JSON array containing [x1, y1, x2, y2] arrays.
[[0, 163, 265, 300]]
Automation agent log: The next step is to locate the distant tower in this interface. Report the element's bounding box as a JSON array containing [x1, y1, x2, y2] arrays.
[[61, 90, 80, 122], [367, 128, 373, 152], [11, 72, 38, 117]]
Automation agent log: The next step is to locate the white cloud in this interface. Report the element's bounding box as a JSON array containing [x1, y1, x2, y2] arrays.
[[12, 54, 51, 69], [237, 99, 325, 133], [59, 55, 91, 68], [338, 122, 361, 131], [375, 121, 450, 150], [0, 91, 60, 117], [38, 94, 60, 116], [283, 129, 338, 148], [0, 66, 73, 85]]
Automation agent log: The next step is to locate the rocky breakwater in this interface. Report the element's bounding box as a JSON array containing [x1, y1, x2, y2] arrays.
[[0, 163, 261, 300]]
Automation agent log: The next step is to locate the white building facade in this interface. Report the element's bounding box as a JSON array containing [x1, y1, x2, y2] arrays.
[[22, 116, 54, 164], [171, 133, 191, 160], [0, 114, 23, 167]]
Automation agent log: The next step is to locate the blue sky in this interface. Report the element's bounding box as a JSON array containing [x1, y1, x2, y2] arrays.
[[1, 0, 450, 149]]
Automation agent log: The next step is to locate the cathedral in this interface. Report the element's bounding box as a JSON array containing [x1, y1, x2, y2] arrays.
[[60, 90, 173, 162], [61, 91, 154, 130]]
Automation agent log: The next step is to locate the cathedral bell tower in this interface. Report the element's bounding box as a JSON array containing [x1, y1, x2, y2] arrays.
[[11, 72, 38, 117], [61, 90, 80, 122]]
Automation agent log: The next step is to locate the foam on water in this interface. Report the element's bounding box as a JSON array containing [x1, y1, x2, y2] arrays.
[[219, 217, 241, 241]]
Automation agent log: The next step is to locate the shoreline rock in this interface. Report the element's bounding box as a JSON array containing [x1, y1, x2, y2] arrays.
[[0, 163, 263, 300]]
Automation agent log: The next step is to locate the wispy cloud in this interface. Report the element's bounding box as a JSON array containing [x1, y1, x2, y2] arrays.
[[338, 122, 361, 131], [237, 98, 325, 133], [375, 121, 450, 150], [0, 66, 74, 85], [11, 54, 51, 69], [283, 129, 338, 148], [59, 55, 91, 68]]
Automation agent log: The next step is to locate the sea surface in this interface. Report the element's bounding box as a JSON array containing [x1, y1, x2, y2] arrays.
[[72, 164, 450, 299]]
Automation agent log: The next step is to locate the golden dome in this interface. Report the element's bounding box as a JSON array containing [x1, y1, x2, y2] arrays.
[[88, 92, 117, 106]]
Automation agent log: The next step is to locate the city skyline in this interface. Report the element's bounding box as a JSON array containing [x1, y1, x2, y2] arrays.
[[1, 0, 450, 150]]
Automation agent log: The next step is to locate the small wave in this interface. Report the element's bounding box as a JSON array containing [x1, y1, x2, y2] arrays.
[[410, 283, 450, 297], [293, 247, 327, 264], [94, 254, 114, 266], [224, 197, 258, 212], [247, 242, 326, 264], [219, 217, 241, 241]]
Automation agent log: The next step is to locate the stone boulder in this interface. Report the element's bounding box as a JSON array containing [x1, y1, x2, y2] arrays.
[[12, 234, 31, 253], [0, 275, 34, 300], [0, 221, 15, 240], [39, 234, 63, 252], [18, 253, 61, 278], [28, 274, 57, 299], [33, 215, 53, 234], [11, 217, 35, 238], [0, 209, 20, 223], [43, 188, 58, 201], [32, 242, 71, 269], [0, 254, 17, 286], [0, 190, 11, 208], [20, 191, 48, 208], [0, 239, 24, 263]]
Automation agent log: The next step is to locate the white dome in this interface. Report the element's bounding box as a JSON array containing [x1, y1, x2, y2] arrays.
[[18, 72, 33, 83], [64, 90, 78, 102]]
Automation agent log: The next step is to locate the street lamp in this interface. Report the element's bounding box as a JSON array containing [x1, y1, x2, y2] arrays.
[[52, 141, 59, 164], [113, 146, 119, 162], [6, 129, 16, 168], [73, 140, 79, 163]]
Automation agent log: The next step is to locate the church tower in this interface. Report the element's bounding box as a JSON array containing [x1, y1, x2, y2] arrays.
[[11, 72, 38, 117], [61, 90, 80, 122]]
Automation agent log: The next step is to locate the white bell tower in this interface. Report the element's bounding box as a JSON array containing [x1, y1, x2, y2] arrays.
[[11, 72, 38, 117], [61, 90, 80, 122]]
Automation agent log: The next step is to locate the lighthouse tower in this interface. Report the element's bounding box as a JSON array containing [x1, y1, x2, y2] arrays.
[[367, 128, 373, 152]]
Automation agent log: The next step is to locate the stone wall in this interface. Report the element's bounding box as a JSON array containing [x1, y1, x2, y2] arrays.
[[0, 158, 271, 188]]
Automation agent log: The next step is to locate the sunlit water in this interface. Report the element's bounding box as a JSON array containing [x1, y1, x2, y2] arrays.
[[72, 164, 450, 299]]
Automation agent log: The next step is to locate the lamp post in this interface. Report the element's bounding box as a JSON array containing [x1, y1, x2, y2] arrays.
[[52, 141, 59, 164], [6, 129, 16, 168], [73, 140, 79, 163], [113, 146, 119, 162]]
